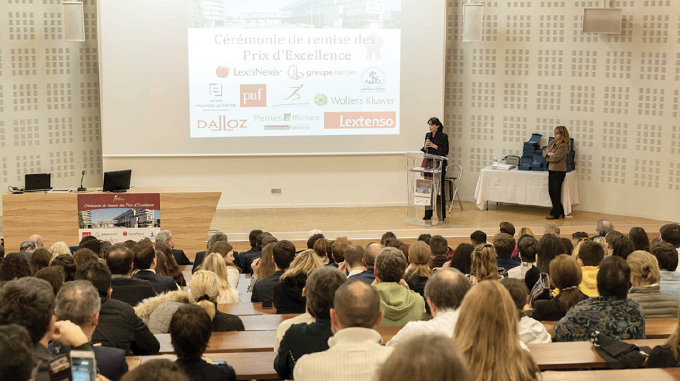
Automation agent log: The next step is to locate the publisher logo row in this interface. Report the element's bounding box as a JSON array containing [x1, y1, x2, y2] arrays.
[[196, 112, 396, 131]]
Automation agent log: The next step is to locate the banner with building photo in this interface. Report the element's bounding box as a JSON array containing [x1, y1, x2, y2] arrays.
[[414, 179, 433, 206], [77, 193, 161, 244]]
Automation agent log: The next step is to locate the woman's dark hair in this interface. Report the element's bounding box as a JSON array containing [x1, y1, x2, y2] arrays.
[[35, 266, 65, 296], [50, 254, 77, 282], [30, 248, 52, 275], [560, 238, 574, 256], [549, 255, 587, 312], [611, 235, 635, 260], [517, 235, 538, 263], [380, 232, 397, 246], [155, 243, 185, 286], [537, 234, 566, 273], [427, 117, 443, 129], [597, 256, 631, 299], [449, 243, 473, 274], [0, 253, 31, 281], [417, 234, 432, 245], [628, 227, 650, 252]]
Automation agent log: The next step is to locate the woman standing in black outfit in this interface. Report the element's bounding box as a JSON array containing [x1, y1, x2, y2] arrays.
[[542, 126, 569, 220], [422, 117, 449, 220]]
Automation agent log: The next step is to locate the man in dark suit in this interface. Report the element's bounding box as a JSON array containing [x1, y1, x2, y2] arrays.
[[106, 243, 156, 306], [192, 231, 229, 273], [75, 261, 160, 355], [19, 240, 37, 262], [132, 246, 178, 294], [241, 229, 263, 273], [252, 240, 296, 303], [52, 280, 129, 381], [154, 230, 192, 265], [347, 243, 380, 284]]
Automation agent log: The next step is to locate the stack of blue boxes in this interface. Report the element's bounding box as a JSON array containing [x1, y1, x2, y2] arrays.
[[548, 137, 576, 172], [518, 133, 542, 171]]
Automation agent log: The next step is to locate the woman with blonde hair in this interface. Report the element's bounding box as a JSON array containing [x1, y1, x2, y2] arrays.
[[466, 244, 502, 285], [404, 241, 433, 298], [627, 250, 678, 318], [204, 241, 239, 288], [134, 270, 244, 334], [543, 125, 570, 220], [49, 241, 71, 259], [518, 227, 534, 237], [202, 253, 241, 303], [274, 249, 322, 314], [454, 280, 540, 381]]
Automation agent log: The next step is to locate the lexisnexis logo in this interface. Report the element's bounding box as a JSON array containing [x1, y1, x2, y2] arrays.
[[197, 116, 248, 131], [324, 112, 396, 129], [215, 66, 281, 78]]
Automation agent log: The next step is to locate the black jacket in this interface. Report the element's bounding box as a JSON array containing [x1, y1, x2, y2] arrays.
[[244, 249, 263, 275], [176, 358, 237, 381], [172, 249, 192, 265], [348, 269, 376, 284], [212, 310, 245, 332], [647, 345, 680, 368], [110, 276, 157, 306], [251, 270, 284, 303], [274, 319, 332, 379], [93, 298, 160, 355], [192, 251, 207, 273], [132, 270, 178, 294], [530, 290, 589, 321], [49, 341, 128, 381], [273, 274, 307, 314]]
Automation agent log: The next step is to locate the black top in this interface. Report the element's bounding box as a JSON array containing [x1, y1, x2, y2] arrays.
[[172, 249, 192, 265], [192, 251, 207, 273], [132, 270, 178, 294], [212, 310, 245, 332], [274, 318, 332, 379], [244, 248, 263, 275], [647, 345, 680, 368], [176, 358, 237, 381], [93, 298, 160, 355], [251, 270, 284, 303], [525, 266, 541, 292], [348, 269, 375, 284], [110, 277, 157, 306], [273, 274, 307, 314], [405, 272, 430, 315]]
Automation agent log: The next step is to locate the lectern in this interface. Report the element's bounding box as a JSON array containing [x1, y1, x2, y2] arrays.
[[406, 152, 446, 226]]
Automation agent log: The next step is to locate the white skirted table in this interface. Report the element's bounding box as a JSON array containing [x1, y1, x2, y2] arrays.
[[474, 167, 580, 215]]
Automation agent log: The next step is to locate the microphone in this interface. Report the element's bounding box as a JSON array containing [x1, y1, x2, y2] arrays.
[[424, 132, 432, 151], [77, 170, 87, 192]]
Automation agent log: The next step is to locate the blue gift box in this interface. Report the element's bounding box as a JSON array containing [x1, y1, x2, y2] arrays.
[[518, 164, 531, 171]]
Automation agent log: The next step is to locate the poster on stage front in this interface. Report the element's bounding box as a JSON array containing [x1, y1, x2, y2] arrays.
[[77, 193, 161, 243]]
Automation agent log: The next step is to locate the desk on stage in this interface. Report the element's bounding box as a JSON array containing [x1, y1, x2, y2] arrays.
[[2, 188, 221, 257], [474, 167, 579, 215]]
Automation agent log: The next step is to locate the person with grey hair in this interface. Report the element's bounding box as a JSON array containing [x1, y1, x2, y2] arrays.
[[386, 268, 471, 347], [348, 243, 380, 284], [29, 234, 44, 249], [19, 240, 37, 261], [51, 280, 129, 380], [373, 247, 425, 327], [192, 231, 229, 272], [595, 219, 614, 238], [156, 230, 192, 266], [543, 222, 561, 236]]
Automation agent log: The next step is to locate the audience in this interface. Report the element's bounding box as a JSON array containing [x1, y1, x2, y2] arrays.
[[493, 233, 519, 272], [519, 227, 534, 237], [418, 233, 432, 244], [52, 280, 129, 380], [107, 243, 157, 305], [30, 248, 51, 275], [192, 232, 229, 273], [308, 233, 327, 263], [50, 253, 77, 282], [648, 312, 680, 367], [202, 241, 240, 288], [595, 218, 614, 238], [275, 267, 347, 379], [508, 235, 538, 289], [543, 222, 560, 236], [0, 252, 31, 281], [293, 280, 393, 381], [499, 221, 516, 236], [553, 256, 645, 341], [135, 270, 244, 334], [373, 247, 425, 326], [347, 242, 380, 284], [132, 246, 178, 294], [531, 255, 588, 321], [121, 359, 190, 381], [628, 227, 651, 252], [626, 250, 679, 318], [386, 268, 471, 347], [611, 235, 635, 260], [29, 234, 44, 249], [429, 235, 449, 268], [660, 223, 680, 261], [501, 278, 551, 344], [571, 231, 589, 247], [252, 240, 295, 303], [48, 241, 70, 259], [403, 241, 433, 298], [576, 240, 605, 297], [155, 229, 192, 266], [273, 249, 322, 314], [470, 230, 487, 246], [73, 248, 100, 269], [378, 335, 471, 381], [249, 235, 278, 292], [238, 229, 263, 270], [19, 240, 37, 261], [467, 244, 502, 285], [245, 232, 269, 274], [652, 241, 680, 301], [343, 243, 366, 277], [329, 237, 351, 268], [154, 243, 187, 287], [604, 230, 623, 255], [0, 324, 34, 381], [75, 261, 160, 355], [448, 242, 473, 274], [81, 238, 103, 258], [455, 280, 540, 381], [201, 254, 241, 303], [171, 305, 237, 381], [560, 237, 574, 256], [536, 234, 566, 274], [35, 266, 65, 296]]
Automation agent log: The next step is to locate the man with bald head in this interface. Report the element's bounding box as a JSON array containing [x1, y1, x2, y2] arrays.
[[347, 242, 380, 284], [29, 234, 44, 249], [386, 268, 471, 347], [293, 280, 393, 381]]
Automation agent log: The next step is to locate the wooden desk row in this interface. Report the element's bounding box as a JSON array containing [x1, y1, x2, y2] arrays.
[[540, 318, 676, 340]]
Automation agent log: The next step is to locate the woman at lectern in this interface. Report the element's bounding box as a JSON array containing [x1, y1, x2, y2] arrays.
[[421, 117, 449, 221], [543, 126, 569, 220]]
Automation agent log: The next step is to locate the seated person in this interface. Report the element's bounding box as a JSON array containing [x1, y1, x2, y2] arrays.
[[275, 267, 347, 379], [155, 230, 192, 266], [553, 256, 645, 342], [0, 277, 94, 380], [386, 268, 470, 347], [132, 246, 178, 294], [192, 232, 229, 273], [0, 324, 34, 381], [121, 359, 190, 381], [372, 247, 425, 326], [508, 235, 538, 284], [378, 335, 470, 381], [429, 235, 449, 269], [494, 233, 520, 271], [239, 229, 263, 271], [293, 280, 393, 381], [171, 305, 237, 381], [75, 261, 160, 355], [446, 243, 474, 275], [648, 306, 680, 367], [52, 280, 128, 381], [403, 241, 433, 298], [106, 243, 156, 306], [252, 240, 296, 303], [576, 240, 604, 297], [501, 278, 551, 344], [135, 271, 244, 334], [273, 249, 323, 314], [467, 244, 504, 285], [531, 255, 588, 321], [627, 250, 679, 318], [653, 241, 680, 302], [347, 243, 380, 284]]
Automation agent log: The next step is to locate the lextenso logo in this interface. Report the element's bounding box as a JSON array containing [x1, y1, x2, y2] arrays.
[[197, 116, 248, 131], [324, 112, 396, 129]]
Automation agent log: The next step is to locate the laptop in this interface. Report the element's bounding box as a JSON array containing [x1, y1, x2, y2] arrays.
[[25, 173, 52, 191]]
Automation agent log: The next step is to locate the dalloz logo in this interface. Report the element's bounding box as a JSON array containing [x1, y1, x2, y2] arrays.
[[197, 116, 248, 131]]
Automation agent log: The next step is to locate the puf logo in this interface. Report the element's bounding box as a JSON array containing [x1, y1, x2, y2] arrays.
[[240, 84, 266, 107], [197, 116, 248, 131]]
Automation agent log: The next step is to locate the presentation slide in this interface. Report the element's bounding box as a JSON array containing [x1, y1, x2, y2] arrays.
[[98, 0, 444, 156], [189, 1, 401, 138]]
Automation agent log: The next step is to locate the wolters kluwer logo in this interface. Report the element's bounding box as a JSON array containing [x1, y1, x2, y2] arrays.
[[315, 94, 327, 106]]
